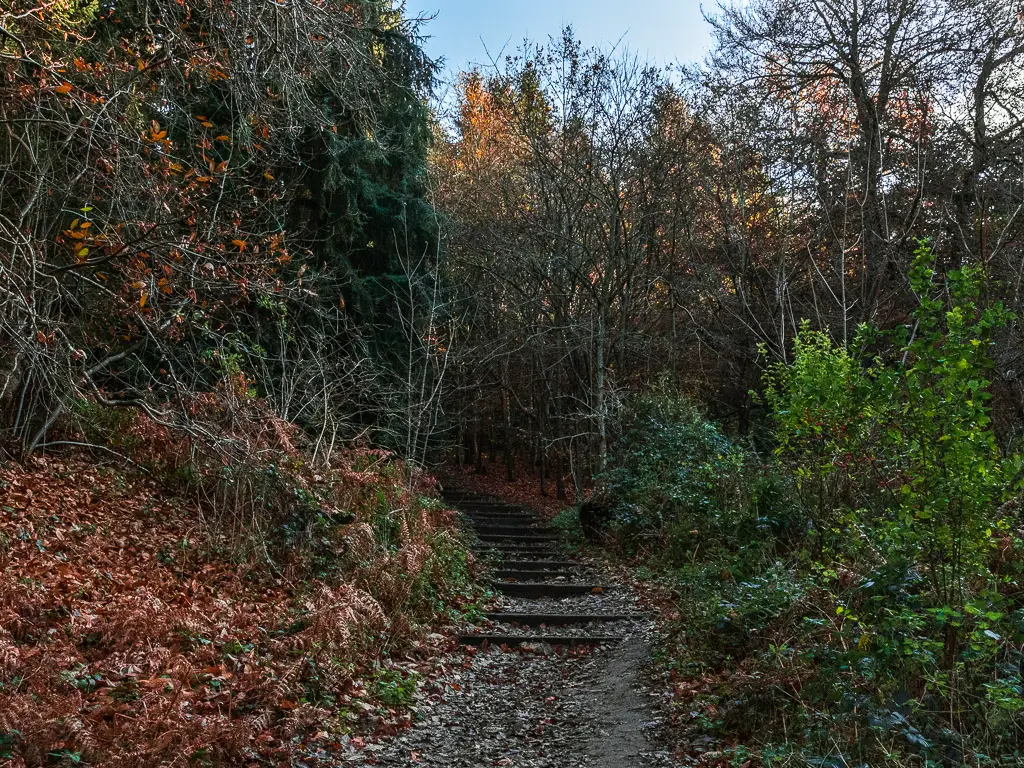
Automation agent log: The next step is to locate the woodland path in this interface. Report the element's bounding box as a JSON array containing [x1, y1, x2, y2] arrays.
[[344, 490, 677, 767]]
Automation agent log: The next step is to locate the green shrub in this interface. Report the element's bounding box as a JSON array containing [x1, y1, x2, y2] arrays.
[[405, 526, 477, 620], [761, 322, 894, 554], [599, 388, 760, 560], [550, 507, 585, 549], [371, 668, 419, 708], [614, 245, 1024, 764], [765, 243, 1017, 608], [889, 247, 1015, 609], [669, 561, 810, 666]]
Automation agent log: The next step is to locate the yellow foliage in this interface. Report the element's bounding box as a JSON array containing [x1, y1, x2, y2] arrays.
[[29, 0, 99, 30]]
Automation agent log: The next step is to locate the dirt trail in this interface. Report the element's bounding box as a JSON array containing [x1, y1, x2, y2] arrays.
[[341, 490, 677, 767]]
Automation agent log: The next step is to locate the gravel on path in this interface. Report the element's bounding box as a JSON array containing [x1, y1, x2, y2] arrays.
[[337, 563, 679, 767]]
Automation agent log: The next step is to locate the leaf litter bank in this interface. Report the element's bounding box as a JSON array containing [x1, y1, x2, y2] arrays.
[[0, 453, 479, 767]]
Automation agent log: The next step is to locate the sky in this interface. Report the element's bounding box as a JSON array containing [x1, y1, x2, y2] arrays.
[[406, 1, 716, 82]]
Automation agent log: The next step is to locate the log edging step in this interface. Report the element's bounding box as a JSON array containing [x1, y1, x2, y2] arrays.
[[463, 515, 542, 524], [471, 525, 554, 536], [457, 634, 620, 647], [477, 536, 561, 548], [474, 545, 562, 555], [483, 612, 636, 626], [502, 560, 580, 570], [489, 581, 610, 597], [493, 570, 578, 581]]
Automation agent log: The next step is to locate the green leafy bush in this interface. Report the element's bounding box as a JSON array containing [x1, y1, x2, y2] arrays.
[[617, 246, 1024, 765], [765, 243, 1017, 607], [668, 561, 811, 666], [761, 322, 894, 554], [599, 388, 767, 563], [550, 507, 585, 549], [371, 668, 420, 708]]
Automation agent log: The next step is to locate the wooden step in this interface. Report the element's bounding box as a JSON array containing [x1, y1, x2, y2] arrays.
[[484, 612, 636, 626], [458, 634, 620, 648], [502, 560, 580, 570], [463, 514, 543, 524], [460, 506, 530, 515], [474, 541, 561, 551], [449, 497, 521, 505], [475, 547, 562, 558], [478, 533, 560, 544], [489, 581, 609, 598], [493, 570, 577, 581], [470, 525, 552, 536]]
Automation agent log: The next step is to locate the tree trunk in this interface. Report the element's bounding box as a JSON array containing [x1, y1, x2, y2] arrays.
[[595, 311, 608, 473], [474, 425, 485, 475], [503, 389, 515, 483], [538, 395, 548, 497]]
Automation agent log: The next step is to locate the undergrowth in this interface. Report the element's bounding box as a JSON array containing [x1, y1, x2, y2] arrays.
[[0, 398, 482, 767], [592, 247, 1024, 767]]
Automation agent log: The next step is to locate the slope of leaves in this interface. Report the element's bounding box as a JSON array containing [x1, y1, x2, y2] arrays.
[[0, 445, 476, 767]]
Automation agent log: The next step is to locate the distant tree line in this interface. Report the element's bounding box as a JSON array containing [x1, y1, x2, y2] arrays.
[[433, 1, 1024, 492]]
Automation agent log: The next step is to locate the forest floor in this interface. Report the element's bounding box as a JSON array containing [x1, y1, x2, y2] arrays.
[[0, 452, 472, 766], [1, 453, 685, 766], [340, 466, 681, 767]]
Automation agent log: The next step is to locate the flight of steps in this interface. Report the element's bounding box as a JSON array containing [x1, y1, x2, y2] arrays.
[[443, 489, 643, 648]]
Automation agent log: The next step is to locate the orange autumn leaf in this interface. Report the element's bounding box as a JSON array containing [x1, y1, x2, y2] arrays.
[[54, 82, 73, 94], [232, 239, 247, 251]]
